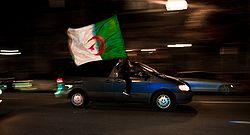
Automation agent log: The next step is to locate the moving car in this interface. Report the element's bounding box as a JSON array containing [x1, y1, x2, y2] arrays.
[[174, 71, 234, 94], [54, 60, 192, 111]]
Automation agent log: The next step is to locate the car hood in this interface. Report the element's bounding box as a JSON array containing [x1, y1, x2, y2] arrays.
[[157, 74, 188, 85]]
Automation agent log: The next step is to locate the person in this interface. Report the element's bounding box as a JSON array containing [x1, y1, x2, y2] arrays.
[[116, 58, 132, 96]]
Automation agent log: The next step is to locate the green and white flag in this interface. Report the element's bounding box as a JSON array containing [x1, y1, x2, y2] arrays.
[[67, 15, 127, 66]]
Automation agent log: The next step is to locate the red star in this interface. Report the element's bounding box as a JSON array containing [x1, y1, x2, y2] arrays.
[[88, 44, 96, 51]]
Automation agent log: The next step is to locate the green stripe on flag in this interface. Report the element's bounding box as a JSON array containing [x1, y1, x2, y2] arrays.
[[94, 15, 127, 60]]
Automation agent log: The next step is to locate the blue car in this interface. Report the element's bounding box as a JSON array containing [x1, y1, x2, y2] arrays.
[[174, 71, 234, 93], [54, 60, 192, 111]]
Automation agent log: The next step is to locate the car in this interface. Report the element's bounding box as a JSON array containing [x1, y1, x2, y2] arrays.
[[54, 60, 192, 111], [174, 71, 234, 94]]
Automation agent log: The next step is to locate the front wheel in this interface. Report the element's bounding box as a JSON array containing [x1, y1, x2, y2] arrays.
[[70, 90, 88, 108], [151, 91, 175, 111]]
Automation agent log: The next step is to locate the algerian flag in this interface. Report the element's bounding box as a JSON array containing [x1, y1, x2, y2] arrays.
[[67, 15, 127, 66]]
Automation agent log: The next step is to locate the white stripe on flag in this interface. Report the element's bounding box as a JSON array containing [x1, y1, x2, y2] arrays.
[[67, 25, 102, 66]]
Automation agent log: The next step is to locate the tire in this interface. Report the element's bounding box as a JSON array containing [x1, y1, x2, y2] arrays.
[[151, 91, 175, 111], [70, 90, 88, 108], [219, 85, 231, 94]]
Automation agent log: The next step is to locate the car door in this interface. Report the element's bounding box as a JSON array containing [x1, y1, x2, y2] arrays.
[[112, 65, 150, 102], [84, 76, 114, 101]]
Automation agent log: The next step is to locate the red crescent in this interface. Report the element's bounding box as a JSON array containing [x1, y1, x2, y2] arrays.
[[87, 36, 105, 56]]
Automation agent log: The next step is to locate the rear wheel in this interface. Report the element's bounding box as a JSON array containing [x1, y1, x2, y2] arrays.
[[151, 91, 175, 111], [70, 90, 88, 108]]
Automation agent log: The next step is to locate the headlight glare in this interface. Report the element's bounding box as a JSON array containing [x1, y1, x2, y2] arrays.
[[178, 84, 190, 91]]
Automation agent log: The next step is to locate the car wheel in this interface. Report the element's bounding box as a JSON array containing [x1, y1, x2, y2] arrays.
[[219, 85, 231, 94], [152, 91, 175, 111], [70, 90, 88, 108]]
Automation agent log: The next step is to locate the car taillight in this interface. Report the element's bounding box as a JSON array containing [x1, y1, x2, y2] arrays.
[[57, 77, 63, 83]]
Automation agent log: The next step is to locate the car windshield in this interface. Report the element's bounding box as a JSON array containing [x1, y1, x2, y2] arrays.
[[137, 62, 160, 75], [137, 62, 180, 81]]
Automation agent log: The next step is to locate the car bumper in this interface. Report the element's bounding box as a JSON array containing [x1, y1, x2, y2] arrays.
[[175, 92, 193, 104]]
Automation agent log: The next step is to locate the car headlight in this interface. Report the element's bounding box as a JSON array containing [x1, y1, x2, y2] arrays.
[[178, 84, 190, 91], [0, 89, 2, 95]]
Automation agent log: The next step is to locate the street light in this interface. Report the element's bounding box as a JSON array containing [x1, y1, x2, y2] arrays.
[[165, 0, 188, 11]]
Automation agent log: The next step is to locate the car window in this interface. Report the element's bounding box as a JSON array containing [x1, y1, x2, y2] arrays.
[[130, 64, 147, 77], [109, 62, 150, 79]]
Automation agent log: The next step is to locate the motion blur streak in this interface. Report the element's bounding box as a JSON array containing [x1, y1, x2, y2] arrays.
[[0, 49, 21, 55], [148, 0, 188, 11], [229, 121, 250, 124], [147, 0, 166, 5], [165, 0, 188, 11], [167, 44, 192, 47], [0, 50, 19, 53], [141, 49, 157, 52]]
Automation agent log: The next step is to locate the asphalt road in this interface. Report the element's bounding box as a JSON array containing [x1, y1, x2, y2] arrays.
[[0, 92, 250, 135]]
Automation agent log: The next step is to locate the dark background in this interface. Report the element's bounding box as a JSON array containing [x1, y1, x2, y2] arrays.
[[0, 0, 248, 80]]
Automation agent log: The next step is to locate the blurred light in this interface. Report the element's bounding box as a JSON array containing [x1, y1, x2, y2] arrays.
[[126, 49, 134, 52], [0, 49, 21, 55], [165, 0, 188, 11], [178, 84, 190, 91], [0, 52, 21, 55], [167, 44, 192, 47], [57, 77, 63, 83], [13, 80, 37, 91], [57, 84, 64, 91], [14, 80, 33, 88], [141, 49, 157, 52], [54, 90, 63, 97], [65, 84, 73, 89], [229, 120, 250, 124], [220, 47, 238, 55], [127, 53, 138, 57], [0, 89, 2, 95], [1, 50, 19, 52], [149, 0, 166, 5]]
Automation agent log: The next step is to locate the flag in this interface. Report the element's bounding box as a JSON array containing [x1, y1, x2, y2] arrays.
[[67, 15, 127, 66]]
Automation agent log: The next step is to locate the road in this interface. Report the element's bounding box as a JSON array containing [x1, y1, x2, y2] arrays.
[[0, 92, 249, 135]]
